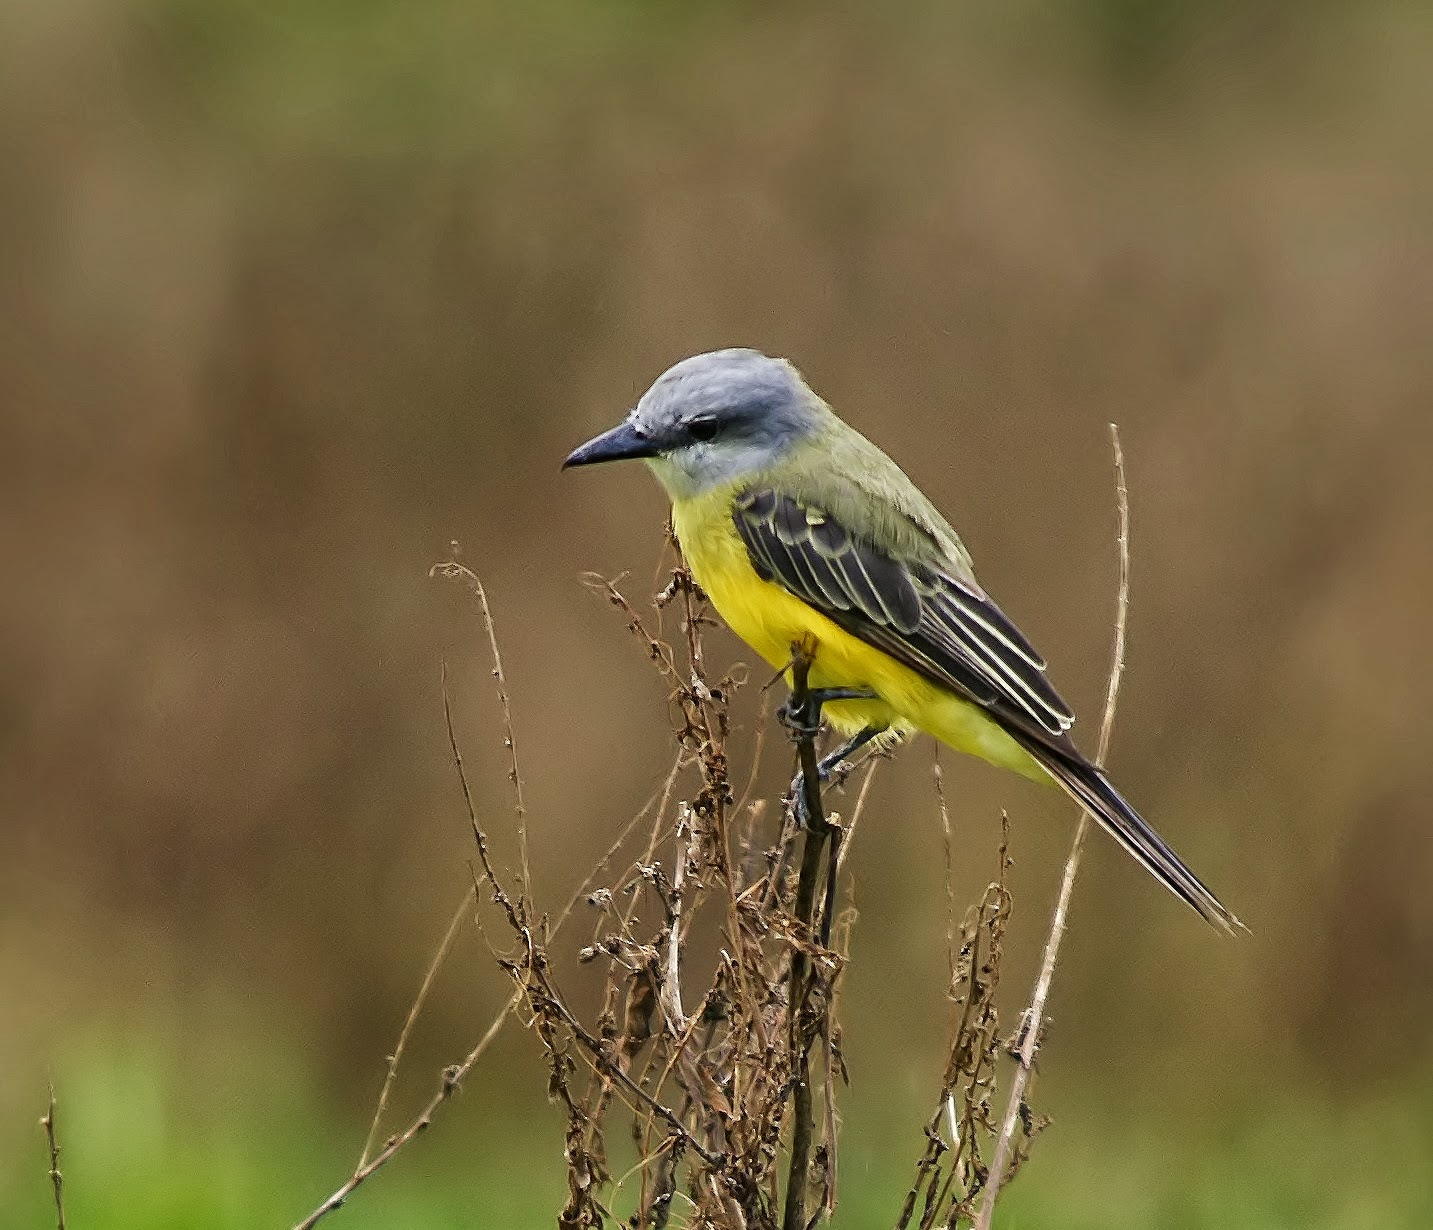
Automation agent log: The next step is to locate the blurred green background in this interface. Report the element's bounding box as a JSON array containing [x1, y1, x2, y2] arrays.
[[4, 1, 1432, 1226]]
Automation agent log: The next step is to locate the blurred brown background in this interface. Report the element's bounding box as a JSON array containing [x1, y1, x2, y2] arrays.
[[2, 1, 1431, 1225]]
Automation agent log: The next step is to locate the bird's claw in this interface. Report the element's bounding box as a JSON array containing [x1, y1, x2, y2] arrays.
[[777, 700, 823, 741], [778, 686, 877, 742], [789, 774, 836, 832]]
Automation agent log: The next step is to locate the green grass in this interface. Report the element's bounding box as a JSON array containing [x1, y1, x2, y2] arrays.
[[5, 1039, 1431, 1228]]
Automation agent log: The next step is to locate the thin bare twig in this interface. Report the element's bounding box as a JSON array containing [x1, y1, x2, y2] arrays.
[[932, 751, 960, 982], [822, 1020, 841, 1218], [895, 822, 1014, 1230], [664, 810, 690, 1034], [974, 421, 1131, 1230], [359, 888, 474, 1167], [339, 729, 678, 1227], [41, 1081, 65, 1230], [529, 976, 721, 1167], [449, 564, 719, 1174], [833, 756, 881, 883], [431, 554, 532, 906], [292, 1000, 514, 1230], [294, 558, 538, 1230], [306, 547, 875, 1228]]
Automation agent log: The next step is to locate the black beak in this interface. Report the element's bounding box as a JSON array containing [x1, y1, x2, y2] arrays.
[[562, 420, 659, 469]]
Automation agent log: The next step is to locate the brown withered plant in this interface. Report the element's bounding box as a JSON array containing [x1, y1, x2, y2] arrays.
[[294, 424, 1132, 1230]]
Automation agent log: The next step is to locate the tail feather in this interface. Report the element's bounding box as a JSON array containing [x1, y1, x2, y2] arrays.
[[1022, 740, 1244, 934]]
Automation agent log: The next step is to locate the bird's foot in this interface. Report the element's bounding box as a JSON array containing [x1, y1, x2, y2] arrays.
[[776, 700, 821, 742], [777, 687, 878, 741], [816, 724, 883, 784], [786, 723, 884, 829], [790, 781, 835, 832]]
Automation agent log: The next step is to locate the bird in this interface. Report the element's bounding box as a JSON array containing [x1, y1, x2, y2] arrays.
[[564, 348, 1239, 933]]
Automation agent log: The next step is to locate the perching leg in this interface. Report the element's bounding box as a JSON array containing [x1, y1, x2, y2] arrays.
[[816, 724, 883, 782]]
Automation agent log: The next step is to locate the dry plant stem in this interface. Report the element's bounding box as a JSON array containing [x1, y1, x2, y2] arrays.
[[360, 888, 474, 1167], [308, 554, 868, 1229], [783, 651, 833, 1230], [579, 760, 684, 1166], [441, 669, 525, 931], [932, 753, 960, 981], [307, 558, 789, 1230], [832, 757, 881, 883], [430, 557, 532, 905], [894, 825, 1013, 1230], [446, 673, 712, 1170], [440, 583, 718, 1169], [292, 1003, 513, 1230], [821, 1019, 840, 1218], [297, 557, 536, 1230], [530, 976, 721, 1167], [344, 730, 676, 1220], [663, 811, 690, 1032], [298, 669, 700, 1228], [42, 1081, 65, 1230], [578, 571, 719, 1165], [974, 422, 1131, 1230]]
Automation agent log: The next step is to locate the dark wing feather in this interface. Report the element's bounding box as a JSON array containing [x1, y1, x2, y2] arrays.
[[730, 488, 1240, 933], [733, 489, 1071, 737]]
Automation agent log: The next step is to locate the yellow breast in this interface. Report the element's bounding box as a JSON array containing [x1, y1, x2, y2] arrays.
[[671, 487, 1042, 780], [673, 487, 832, 672]]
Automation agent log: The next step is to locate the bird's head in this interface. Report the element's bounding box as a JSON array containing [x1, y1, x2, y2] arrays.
[[563, 348, 826, 500]]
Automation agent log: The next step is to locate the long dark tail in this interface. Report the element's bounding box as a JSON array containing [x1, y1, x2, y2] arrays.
[[1018, 737, 1243, 934]]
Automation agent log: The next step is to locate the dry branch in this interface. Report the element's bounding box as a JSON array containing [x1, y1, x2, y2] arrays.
[[294, 435, 1138, 1229], [359, 888, 474, 1168], [41, 1081, 65, 1230], [972, 422, 1132, 1229], [292, 1005, 513, 1230]]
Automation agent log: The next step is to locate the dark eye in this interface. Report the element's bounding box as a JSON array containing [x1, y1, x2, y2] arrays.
[[687, 415, 720, 443]]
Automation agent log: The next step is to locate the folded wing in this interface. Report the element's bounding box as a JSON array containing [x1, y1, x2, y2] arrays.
[[731, 487, 1240, 933], [733, 488, 1074, 740]]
